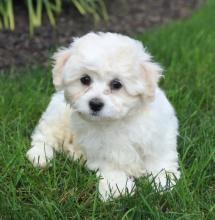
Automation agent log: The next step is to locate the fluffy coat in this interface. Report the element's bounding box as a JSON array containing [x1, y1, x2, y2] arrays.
[[26, 32, 180, 200]]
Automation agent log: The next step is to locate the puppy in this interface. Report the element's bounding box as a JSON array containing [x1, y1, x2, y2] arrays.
[[26, 32, 180, 200]]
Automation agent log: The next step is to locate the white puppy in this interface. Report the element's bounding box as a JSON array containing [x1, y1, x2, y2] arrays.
[[26, 32, 180, 200]]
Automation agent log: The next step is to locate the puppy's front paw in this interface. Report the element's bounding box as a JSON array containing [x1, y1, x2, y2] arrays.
[[98, 171, 135, 201], [26, 144, 54, 168]]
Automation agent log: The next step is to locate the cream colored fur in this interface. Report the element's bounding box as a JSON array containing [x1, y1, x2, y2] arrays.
[[26, 32, 180, 201]]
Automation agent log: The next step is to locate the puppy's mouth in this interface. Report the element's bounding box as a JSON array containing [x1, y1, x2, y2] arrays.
[[77, 111, 103, 121], [91, 111, 99, 116], [77, 110, 117, 122]]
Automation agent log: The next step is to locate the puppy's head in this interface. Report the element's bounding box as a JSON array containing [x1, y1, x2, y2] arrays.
[[52, 32, 162, 121]]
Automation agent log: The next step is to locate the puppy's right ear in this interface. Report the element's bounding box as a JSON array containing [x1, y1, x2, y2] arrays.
[[52, 48, 71, 90]]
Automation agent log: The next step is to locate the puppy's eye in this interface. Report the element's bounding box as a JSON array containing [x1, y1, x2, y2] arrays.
[[80, 75, 91, 86], [110, 79, 123, 90]]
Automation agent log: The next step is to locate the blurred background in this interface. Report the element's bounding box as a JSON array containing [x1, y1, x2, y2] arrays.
[[0, 0, 203, 71]]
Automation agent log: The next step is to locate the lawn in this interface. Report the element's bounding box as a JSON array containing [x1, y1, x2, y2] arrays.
[[0, 0, 215, 219]]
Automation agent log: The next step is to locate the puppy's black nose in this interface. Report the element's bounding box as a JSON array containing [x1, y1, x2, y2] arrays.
[[89, 98, 104, 112]]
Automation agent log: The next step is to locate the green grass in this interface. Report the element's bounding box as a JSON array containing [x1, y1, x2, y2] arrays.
[[0, 0, 215, 219]]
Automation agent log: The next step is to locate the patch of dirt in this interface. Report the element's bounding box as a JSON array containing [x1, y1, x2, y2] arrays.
[[0, 0, 203, 70]]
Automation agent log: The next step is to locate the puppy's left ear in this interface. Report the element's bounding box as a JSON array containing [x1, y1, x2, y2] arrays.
[[141, 61, 163, 101], [52, 48, 72, 90]]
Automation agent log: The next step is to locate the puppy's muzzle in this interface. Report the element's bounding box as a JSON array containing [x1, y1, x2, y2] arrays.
[[89, 98, 104, 112]]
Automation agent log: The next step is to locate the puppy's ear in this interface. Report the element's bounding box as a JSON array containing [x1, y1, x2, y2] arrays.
[[52, 48, 71, 90], [124, 61, 162, 102], [141, 61, 163, 101]]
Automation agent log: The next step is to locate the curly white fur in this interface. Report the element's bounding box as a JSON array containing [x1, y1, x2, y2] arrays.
[[26, 32, 180, 200]]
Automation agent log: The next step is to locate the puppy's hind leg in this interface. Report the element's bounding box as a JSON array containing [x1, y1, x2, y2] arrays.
[[144, 152, 180, 190], [26, 92, 72, 167]]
